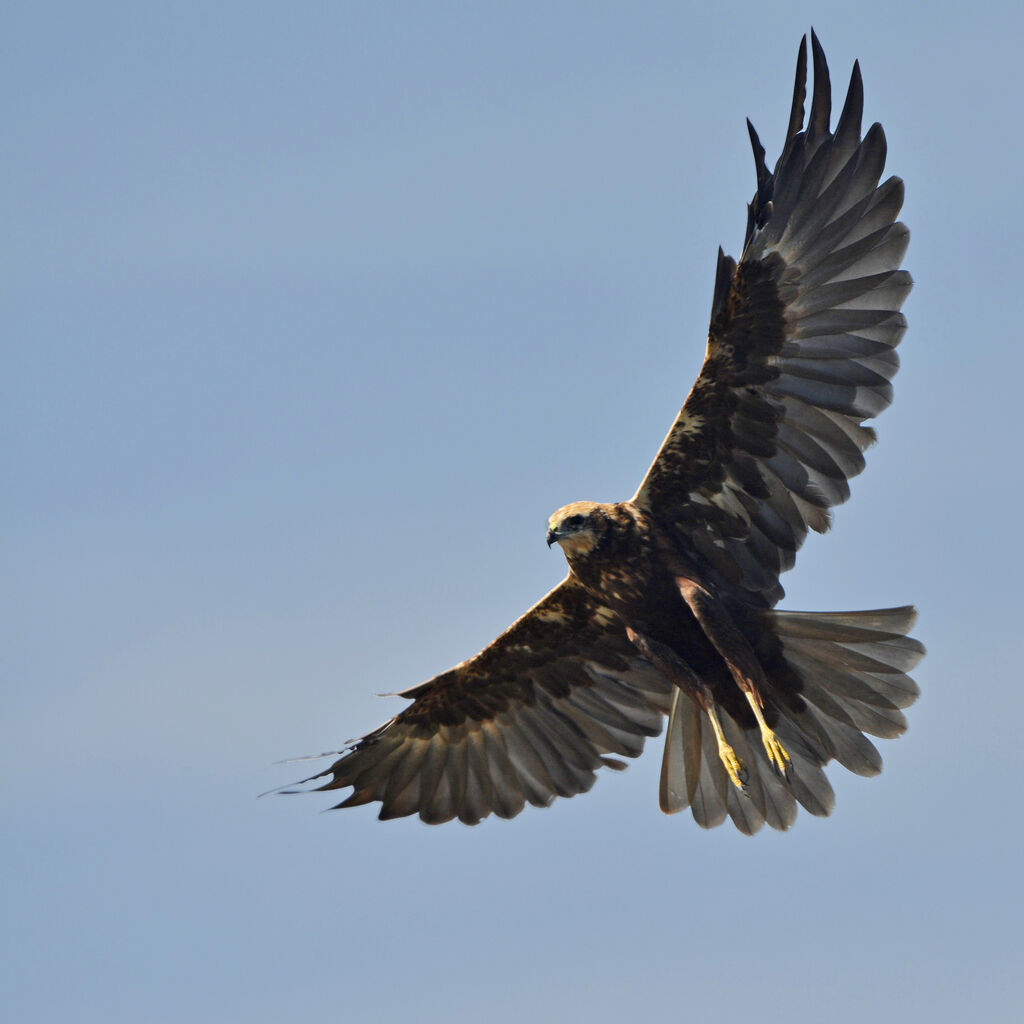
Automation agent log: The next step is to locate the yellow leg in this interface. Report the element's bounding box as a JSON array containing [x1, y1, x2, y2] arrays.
[[744, 692, 791, 776], [705, 703, 747, 790]]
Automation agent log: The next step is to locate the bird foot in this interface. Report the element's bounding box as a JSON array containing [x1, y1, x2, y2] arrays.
[[759, 726, 791, 777], [742, 690, 791, 777], [717, 740, 749, 790]]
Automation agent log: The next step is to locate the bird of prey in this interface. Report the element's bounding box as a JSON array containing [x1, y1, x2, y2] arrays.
[[285, 32, 922, 834]]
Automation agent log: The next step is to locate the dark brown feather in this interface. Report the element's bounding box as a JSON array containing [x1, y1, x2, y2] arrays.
[[288, 577, 673, 823], [633, 32, 910, 608]]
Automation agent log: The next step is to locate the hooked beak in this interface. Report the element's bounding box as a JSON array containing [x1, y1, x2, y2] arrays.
[[546, 527, 560, 548]]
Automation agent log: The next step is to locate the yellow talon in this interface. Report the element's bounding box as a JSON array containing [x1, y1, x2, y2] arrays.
[[705, 702, 748, 790], [745, 692, 791, 776], [759, 725, 791, 776]]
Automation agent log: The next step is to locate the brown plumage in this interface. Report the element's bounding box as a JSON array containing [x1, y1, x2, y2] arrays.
[[281, 32, 923, 833]]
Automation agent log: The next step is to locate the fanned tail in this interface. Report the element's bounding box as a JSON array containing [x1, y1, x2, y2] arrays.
[[659, 606, 923, 834]]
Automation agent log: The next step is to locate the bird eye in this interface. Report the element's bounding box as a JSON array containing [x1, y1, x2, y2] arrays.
[[566, 514, 585, 529]]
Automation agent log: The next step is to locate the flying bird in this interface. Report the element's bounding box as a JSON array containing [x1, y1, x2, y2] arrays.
[[284, 32, 922, 834]]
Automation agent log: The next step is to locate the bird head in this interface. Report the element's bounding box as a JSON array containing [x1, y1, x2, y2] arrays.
[[546, 501, 609, 559]]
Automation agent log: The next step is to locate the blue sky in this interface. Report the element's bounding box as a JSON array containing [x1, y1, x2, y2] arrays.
[[4, 2, 1023, 1021]]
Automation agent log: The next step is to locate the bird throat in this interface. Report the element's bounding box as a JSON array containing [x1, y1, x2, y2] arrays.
[[559, 532, 601, 560]]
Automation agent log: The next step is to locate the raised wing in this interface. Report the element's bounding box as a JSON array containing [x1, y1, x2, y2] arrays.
[[634, 32, 910, 606], [288, 578, 672, 824]]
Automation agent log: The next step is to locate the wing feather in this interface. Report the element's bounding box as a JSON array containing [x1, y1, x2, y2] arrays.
[[633, 32, 910, 606], [289, 577, 674, 823]]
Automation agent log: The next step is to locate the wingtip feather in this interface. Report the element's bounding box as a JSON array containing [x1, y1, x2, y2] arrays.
[[808, 29, 832, 141], [787, 35, 808, 141]]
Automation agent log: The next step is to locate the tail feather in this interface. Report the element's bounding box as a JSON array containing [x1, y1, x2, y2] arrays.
[[780, 639, 917, 709], [772, 606, 918, 637], [693, 709, 730, 829], [833, 697, 907, 740], [658, 688, 690, 815], [658, 606, 922, 833], [785, 748, 836, 818], [721, 710, 768, 835], [794, 691, 884, 776], [774, 606, 922, 722], [755, 748, 799, 831]]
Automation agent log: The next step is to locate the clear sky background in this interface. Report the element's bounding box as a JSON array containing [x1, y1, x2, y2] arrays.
[[4, 2, 1023, 1022]]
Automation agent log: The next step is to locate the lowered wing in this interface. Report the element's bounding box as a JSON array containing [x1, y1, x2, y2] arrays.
[[287, 577, 672, 824]]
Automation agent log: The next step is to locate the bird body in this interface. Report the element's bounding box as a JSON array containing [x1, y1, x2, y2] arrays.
[[281, 32, 923, 834], [547, 501, 729, 697]]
